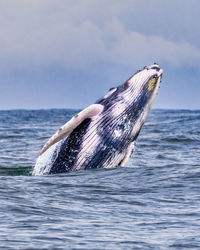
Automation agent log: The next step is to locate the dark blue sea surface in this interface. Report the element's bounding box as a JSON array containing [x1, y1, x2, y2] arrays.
[[0, 109, 200, 249]]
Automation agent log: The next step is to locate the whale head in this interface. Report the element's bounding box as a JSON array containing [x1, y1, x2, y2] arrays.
[[128, 63, 163, 108], [97, 63, 163, 125]]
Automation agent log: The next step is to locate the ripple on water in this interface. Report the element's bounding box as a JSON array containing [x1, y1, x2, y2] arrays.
[[0, 109, 200, 249]]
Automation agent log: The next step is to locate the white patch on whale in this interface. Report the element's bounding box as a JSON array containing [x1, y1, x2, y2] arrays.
[[112, 101, 127, 117], [103, 88, 117, 99], [114, 129, 122, 137]]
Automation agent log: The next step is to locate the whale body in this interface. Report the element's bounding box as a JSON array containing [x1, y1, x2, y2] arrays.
[[33, 64, 163, 175]]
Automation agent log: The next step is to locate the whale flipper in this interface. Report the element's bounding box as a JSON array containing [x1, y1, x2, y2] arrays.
[[119, 142, 135, 167], [40, 104, 104, 155]]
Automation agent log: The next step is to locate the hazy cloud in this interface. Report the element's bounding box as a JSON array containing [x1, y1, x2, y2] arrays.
[[0, 0, 200, 72], [0, 0, 200, 109]]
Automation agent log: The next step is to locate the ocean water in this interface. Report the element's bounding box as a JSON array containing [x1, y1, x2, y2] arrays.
[[0, 109, 200, 249]]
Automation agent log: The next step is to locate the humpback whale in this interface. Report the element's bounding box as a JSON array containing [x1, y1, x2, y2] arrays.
[[33, 64, 163, 175]]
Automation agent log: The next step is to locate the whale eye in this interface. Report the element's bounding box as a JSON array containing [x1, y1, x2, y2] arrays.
[[148, 77, 157, 91]]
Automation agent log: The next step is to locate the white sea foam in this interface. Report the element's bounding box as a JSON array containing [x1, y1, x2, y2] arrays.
[[32, 141, 61, 175]]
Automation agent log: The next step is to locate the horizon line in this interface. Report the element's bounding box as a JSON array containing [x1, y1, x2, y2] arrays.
[[0, 107, 199, 112]]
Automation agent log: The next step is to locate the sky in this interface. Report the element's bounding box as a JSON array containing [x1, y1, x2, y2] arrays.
[[0, 0, 200, 110]]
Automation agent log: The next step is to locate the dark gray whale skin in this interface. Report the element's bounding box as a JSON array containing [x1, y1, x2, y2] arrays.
[[34, 64, 163, 175]]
